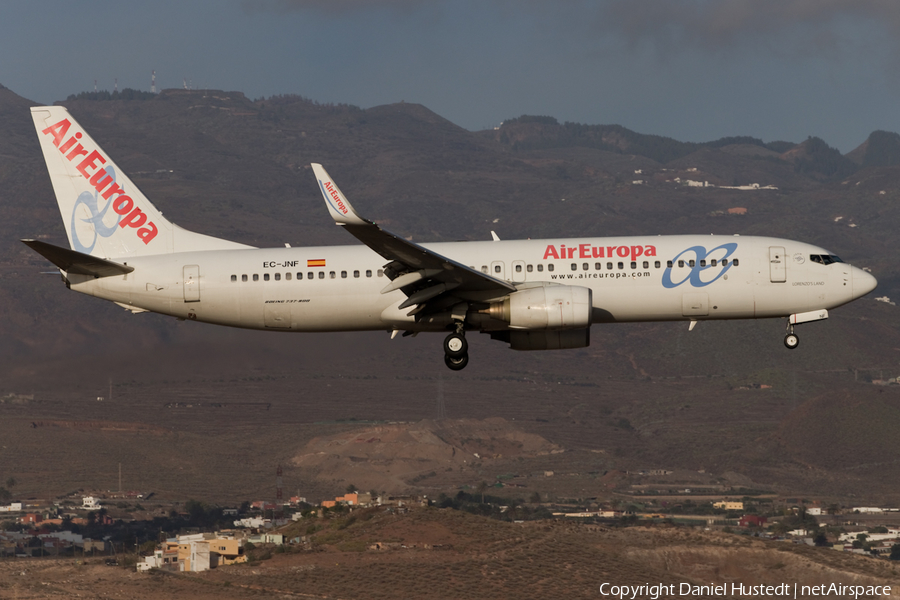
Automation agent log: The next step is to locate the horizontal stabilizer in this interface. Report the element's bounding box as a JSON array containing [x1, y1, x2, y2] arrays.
[[22, 239, 134, 277]]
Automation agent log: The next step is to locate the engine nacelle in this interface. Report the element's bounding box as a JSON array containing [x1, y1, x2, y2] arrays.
[[483, 285, 592, 330]]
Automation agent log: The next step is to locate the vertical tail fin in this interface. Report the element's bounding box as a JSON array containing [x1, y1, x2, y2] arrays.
[[31, 106, 252, 257]]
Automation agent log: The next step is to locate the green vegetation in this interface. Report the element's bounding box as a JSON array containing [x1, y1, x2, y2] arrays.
[[66, 88, 156, 101]]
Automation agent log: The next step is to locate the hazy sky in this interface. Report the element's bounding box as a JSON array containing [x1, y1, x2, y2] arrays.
[[3, 0, 898, 152]]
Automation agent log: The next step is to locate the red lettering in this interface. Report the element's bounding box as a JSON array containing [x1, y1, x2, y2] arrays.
[[630, 245, 644, 261], [101, 182, 125, 201], [543, 245, 559, 260], [592, 247, 604, 258], [645, 245, 657, 257], [76, 150, 105, 178], [89, 168, 113, 193], [41, 119, 70, 147], [65, 143, 88, 161], [137, 222, 158, 244], [568, 247, 576, 259], [113, 195, 134, 215], [578, 244, 590, 259], [59, 132, 82, 154], [616, 247, 629, 258], [119, 207, 147, 229], [606, 246, 615, 257]]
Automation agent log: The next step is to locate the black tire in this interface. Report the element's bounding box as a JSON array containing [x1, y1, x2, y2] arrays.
[[784, 333, 799, 349], [444, 352, 469, 371], [443, 333, 467, 358]]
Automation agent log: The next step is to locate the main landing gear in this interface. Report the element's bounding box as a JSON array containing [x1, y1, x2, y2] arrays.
[[443, 322, 469, 370], [784, 323, 799, 350]]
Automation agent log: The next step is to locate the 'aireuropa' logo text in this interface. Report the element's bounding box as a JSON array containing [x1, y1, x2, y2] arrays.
[[41, 118, 158, 247]]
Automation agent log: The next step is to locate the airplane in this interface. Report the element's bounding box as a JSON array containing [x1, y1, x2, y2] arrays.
[[23, 106, 877, 370]]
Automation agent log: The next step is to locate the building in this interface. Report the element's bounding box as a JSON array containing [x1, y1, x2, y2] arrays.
[[138, 533, 246, 573], [713, 501, 744, 511], [739, 515, 767, 527]]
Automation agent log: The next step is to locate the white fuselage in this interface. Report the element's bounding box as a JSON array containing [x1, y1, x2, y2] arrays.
[[66, 234, 871, 333]]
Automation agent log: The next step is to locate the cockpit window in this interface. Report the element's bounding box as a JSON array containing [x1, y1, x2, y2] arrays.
[[810, 254, 844, 265]]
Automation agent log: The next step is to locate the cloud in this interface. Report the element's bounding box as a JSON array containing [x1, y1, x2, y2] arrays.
[[242, 0, 425, 14], [596, 0, 899, 55]]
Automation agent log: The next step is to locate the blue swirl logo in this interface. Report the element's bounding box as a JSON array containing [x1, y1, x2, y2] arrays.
[[662, 243, 738, 288], [70, 166, 121, 254]]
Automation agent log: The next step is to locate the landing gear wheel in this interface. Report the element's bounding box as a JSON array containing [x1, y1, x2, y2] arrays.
[[444, 352, 469, 371], [784, 333, 799, 349], [443, 333, 468, 358]]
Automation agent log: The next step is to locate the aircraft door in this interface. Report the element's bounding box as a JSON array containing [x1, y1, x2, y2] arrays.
[[769, 246, 786, 283], [183, 265, 200, 302], [512, 260, 526, 283], [491, 261, 506, 281]]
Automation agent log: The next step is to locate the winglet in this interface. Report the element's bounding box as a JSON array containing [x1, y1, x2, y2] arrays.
[[311, 163, 368, 226]]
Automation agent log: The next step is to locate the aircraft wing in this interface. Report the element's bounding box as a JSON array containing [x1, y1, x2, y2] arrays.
[[311, 164, 516, 314]]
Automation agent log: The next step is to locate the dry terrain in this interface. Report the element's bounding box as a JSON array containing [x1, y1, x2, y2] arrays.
[[1, 508, 899, 599]]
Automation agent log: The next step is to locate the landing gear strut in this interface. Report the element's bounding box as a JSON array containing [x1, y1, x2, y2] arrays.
[[443, 321, 469, 370], [784, 323, 799, 350]]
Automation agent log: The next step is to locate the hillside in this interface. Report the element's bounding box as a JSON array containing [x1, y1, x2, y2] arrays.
[[2, 85, 900, 505], [2, 508, 897, 599]]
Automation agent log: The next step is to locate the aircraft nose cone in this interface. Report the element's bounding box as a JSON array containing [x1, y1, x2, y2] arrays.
[[853, 267, 877, 298]]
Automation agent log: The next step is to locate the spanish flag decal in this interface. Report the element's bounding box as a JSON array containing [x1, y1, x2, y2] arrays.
[[307, 259, 326, 268]]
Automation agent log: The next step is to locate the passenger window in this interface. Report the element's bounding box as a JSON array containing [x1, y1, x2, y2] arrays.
[[286, 273, 292, 281], [537, 264, 544, 272], [297, 273, 303, 280], [341, 271, 347, 278], [242, 274, 248, 282], [330, 271, 336, 279], [677, 260, 684, 268], [230, 275, 237, 282], [274, 273, 281, 281], [354, 270, 360, 278], [308, 272, 314, 279], [721, 259, 728, 267], [630, 261, 636, 269], [548, 264, 555, 272], [699, 260, 706, 267], [595, 262, 601, 270], [481, 266, 488, 274], [253, 274, 259, 281], [618, 262, 624, 270], [688, 260, 695, 267], [643, 261, 649, 269], [377, 269, 384, 277], [654, 261, 660, 268], [571, 263, 577, 271], [582, 263, 589, 271], [515, 264, 522, 273], [366, 270, 372, 277], [495, 265, 502, 273], [264, 274, 270, 281], [526, 264, 533, 272], [607, 262, 613, 270], [318, 272, 324, 279], [711, 259, 717, 267], [667, 260, 673, 268], [733, 259, 739, 266]]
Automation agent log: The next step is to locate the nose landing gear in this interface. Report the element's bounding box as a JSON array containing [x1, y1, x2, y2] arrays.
[[443, 322, 469, 370], [784, 323, 799, 349]]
